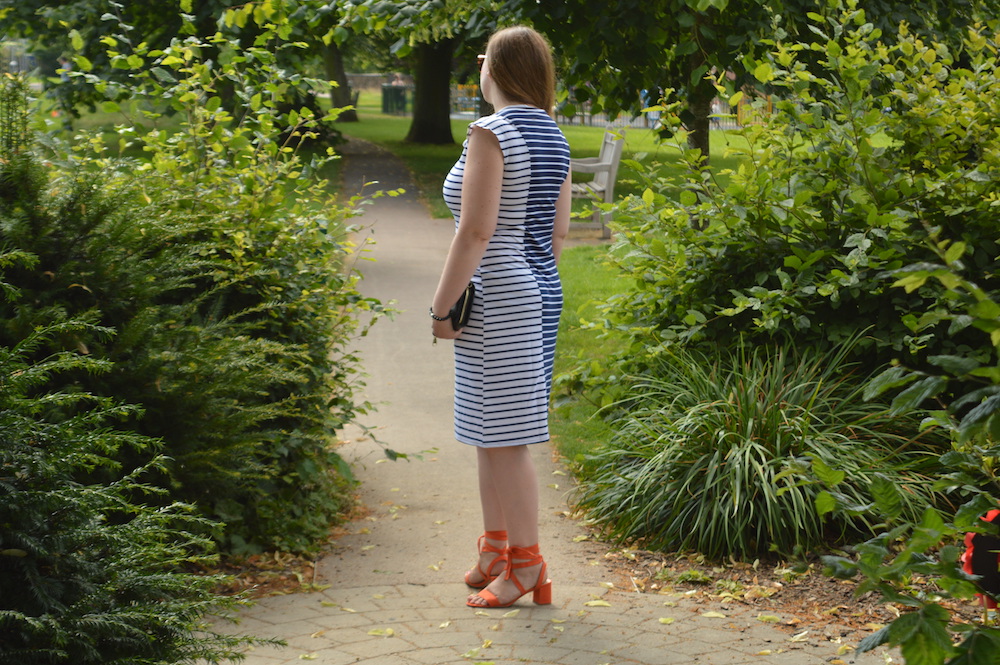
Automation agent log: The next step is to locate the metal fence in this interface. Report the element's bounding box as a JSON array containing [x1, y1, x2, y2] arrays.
[[1, 40, 36, 76]]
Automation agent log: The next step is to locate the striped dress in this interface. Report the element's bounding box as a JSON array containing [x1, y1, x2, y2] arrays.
[[442, 104, 571, 448]]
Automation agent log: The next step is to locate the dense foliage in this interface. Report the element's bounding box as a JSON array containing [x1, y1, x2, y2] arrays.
[[580, 8, 1000, 399], [0, 263, 263, 663], [0, 4, 383, 555]]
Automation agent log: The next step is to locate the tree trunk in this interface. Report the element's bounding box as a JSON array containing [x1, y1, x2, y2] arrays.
[[322, 41, 358, 123], [405, 39, 456, 145], [686, 41, 714, 166]]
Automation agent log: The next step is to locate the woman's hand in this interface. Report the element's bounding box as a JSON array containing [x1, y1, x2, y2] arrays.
[[432, 317, 462, 341]]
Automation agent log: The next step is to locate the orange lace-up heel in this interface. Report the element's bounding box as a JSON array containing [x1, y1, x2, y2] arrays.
[[464, 530, 508, 589], [466, 544, 551, 608]]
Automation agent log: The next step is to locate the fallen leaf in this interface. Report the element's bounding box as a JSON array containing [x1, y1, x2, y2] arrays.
[[320, 601, 336, 607], [663, 601, 677, 607], [502, 609, 520, 618], [367, 628, 395, 637], [585, 600, 612, 607], [788, 631, 810, 642], [341, 607, 356, 613], [489, 623, 500, 631], [573, 535, 590, 542], [756, 614, 781, 623], [299, 655, 318, 660], [837, 645, 855, 655], [553, 624, 565, 632], [310, 630, 326, 638], [659, 617, 676, 625], [547, 484, 560, 489], [757, 650, 772, 656], [439, 621, 451, 629], [600, 582, 614, 588], [701, 611, 726, 618]]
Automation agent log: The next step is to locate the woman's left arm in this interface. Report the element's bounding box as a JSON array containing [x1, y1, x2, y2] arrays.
[[551, 172, 572, 264], [431, 126, 503, 340]]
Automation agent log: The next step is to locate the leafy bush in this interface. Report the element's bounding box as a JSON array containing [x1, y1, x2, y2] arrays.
[[0, 261, 264, 664], [575, 340, 943, 559], [816, 441, 1000, 665], [580, 6, 1000, 394], [0, 6, 384, 554]]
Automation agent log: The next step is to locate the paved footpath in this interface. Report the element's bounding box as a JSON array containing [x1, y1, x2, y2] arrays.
[[219, 138, 895, 665]]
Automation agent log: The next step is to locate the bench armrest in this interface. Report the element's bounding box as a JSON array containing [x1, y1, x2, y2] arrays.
[[570, 161, 611, 174]]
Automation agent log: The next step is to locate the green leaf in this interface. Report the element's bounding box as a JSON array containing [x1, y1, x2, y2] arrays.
[[869, 475, 903, 520], [863, 365, 917, 401], [679, 190, 697, 206], [753, 62, 775, 83], [811, 457, 845, 486], [927, 355, 979, 377], [944, 241, 966, 265], [70, 29, 84, 51], [890, 375, 947, 414], [815, 490, 837, 516], [890, 605, 954, 665], [74, 56, 93, 72], [857, 625, 890, 653]]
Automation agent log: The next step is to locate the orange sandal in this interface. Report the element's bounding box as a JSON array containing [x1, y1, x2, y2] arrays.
[[464, 530, 508, 589], [466, 544, 551, 608]]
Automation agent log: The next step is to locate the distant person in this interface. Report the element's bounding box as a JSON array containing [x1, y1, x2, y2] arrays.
[[430, 25, 571, 609], [57, 56, 72, 81]]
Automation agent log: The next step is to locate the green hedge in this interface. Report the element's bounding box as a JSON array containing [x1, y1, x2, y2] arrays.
[[0, 9, 383, 555]]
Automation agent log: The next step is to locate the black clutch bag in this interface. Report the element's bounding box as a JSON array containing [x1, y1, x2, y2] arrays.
[[450, 281, 475, 330]]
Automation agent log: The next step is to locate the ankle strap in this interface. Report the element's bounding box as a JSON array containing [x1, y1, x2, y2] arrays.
[[506, 544, 541, 560], [483, 530, 508, 541]]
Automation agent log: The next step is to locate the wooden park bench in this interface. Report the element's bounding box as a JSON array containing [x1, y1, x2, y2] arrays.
[[569, 130, 625, 239]]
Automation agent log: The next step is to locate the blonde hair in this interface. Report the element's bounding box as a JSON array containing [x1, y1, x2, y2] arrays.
[[485, 26, 555, 114]]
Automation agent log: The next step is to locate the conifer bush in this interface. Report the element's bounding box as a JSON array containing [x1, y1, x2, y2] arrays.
[[0, 258, 262, 664], [0, 4, 383, 554]]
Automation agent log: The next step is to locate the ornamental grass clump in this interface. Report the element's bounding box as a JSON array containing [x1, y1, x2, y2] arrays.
[[576, 342, 943, 560]]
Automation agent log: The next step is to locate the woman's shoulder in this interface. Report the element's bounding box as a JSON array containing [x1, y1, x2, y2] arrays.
[[470, 112, 514, 134]]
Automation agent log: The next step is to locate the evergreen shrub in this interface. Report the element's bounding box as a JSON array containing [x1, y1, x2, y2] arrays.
[[0, 4, 384, 554], [0, 258, 263, 663]]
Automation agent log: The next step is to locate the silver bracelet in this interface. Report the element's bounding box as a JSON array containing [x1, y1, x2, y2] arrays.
[[429, 307, 449, 321]]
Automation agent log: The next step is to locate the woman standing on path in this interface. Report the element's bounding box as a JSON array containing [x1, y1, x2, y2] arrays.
[[429, 25, 572, 609]]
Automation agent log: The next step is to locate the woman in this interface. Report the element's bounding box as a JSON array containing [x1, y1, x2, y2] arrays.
[[429, 25, 572, 609]]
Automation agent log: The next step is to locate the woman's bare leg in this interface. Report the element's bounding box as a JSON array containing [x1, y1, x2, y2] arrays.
[[468, 445, 545, 606]]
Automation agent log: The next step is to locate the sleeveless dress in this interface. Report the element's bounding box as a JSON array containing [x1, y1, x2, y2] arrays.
[[442, 105, 571, 448]]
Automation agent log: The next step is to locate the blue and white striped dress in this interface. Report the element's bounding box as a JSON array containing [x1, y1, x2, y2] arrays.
[[442, 105, 570, 447]]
